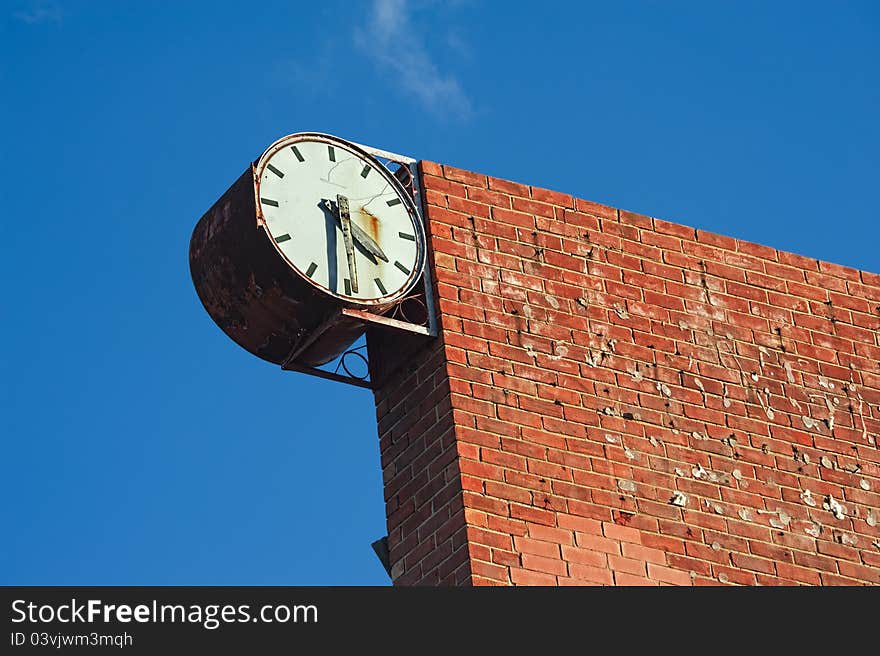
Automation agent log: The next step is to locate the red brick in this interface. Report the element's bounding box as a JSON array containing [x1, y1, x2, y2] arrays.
[[774, 562, 821, 585], [736, 239, 777, 261], [492, 548, 521, 567], [471, 559, 509, 582], [574, 533, 621, 555], [712, 566, 757, 586], [531, 186, 573, 207], [458, 458, 503, 482], [653, 218, 695, 239], [443, 166, 486, 187], [819, 259, 861, 281], [486, 515, 526, 537], [666, 553, 712, 577], [730, 552, 776, 575], [561, 545, 608, 568], [557, 514, 602, 535], [837, 562, 880, 583], [510, 503, 556, 527], [521, 553, 567, 576], [777, 250, 818, 270], [419, 160, 443, 176], [512, 196, 555, 218], [448, 194, 491, 218], [510, 568, 557, 585], [574, 197, 617, 219], [820, 572, 862, 586], [614, 572, 656, 586], [488, 176, 530, 197], [485, 481, 532, 504], [641, 533, 686, 555], [569, 563, 614, 585], [696, 229, 736, 250], [618, 209, 652, 229], [608, 554, 647, 576], [621, 543, 666, 565], [647, 563, 693, 586], [467, 186, 512, 208], [793, 551, 838, 573], [602, 522, 642, 544], [527, 524, 573, 545], [467, 527, 512, 551]]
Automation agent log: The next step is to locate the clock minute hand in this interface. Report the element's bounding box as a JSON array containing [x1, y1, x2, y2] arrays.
[[336, 194, 359, 294]]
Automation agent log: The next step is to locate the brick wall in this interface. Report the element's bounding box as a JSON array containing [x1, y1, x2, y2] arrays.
[[372, 160, 880, 586]]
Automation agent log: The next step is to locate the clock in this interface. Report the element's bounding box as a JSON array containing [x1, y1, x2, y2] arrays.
[[255, 133, 425, 303], [189, 132, 428, 369]]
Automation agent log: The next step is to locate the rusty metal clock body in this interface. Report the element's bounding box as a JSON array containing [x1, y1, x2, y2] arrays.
[[189, 132, 428, 369]]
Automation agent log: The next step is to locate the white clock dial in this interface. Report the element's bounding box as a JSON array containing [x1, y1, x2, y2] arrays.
[[255, 135, 424, 303]]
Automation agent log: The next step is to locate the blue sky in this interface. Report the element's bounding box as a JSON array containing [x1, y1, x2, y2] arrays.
[[1, 1, 877, 585]]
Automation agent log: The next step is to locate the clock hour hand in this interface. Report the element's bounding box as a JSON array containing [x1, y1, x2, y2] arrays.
[[348, 220, 389, 263], [336, 194, 359, 293]]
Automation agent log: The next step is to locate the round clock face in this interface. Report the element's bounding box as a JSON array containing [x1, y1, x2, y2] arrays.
[[255, 133, 425, 304]]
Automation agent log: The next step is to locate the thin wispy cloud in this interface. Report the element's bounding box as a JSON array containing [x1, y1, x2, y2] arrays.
[[14, 2, 64, 24], [356, 0, 472, 118]]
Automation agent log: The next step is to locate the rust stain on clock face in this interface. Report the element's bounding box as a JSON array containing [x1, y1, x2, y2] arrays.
[[358, 205, 381, 242]]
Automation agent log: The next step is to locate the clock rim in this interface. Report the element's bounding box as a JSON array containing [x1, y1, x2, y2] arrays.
[[253, 132, 426, 307]]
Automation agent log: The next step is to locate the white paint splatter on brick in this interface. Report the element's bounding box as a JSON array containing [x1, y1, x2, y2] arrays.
[[823, 495, 846, 520]]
